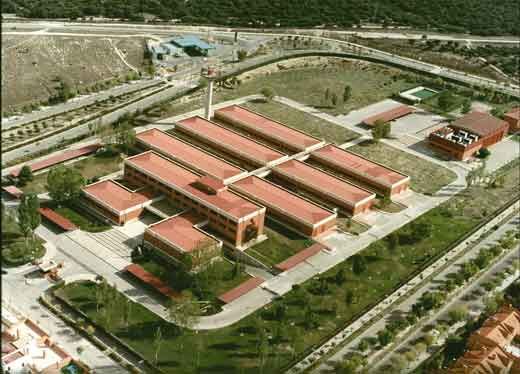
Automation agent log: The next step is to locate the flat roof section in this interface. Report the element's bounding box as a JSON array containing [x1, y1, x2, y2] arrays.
[[176, 116, 285, 165], [147, 213, 218, 253], [451, 111, 509, 137], [83, 180, 153, 214], [125, 151, 263, 220], [274, 160, 375, 207], [232, 176, 335, 227], [38, 208, 77, 231], [312, 144, 408, 187], [10, 144, 100, 177], [125, 264, 180, 299], [136, 128, 244, 182], [215, 105, 322, 151], [363, 105, 413, 126], [218, 277, 265, 304]]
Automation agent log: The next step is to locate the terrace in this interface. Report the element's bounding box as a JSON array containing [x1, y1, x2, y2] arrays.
[[430, 126, 480, 148]]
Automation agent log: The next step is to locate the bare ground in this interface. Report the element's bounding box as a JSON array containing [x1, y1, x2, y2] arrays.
[[1, 35, 146, 111]]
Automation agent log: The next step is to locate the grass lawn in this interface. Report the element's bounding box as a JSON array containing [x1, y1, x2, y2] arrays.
[[247, 219, 313, 266], [349, 141, 457, 195], [135, 254, 250, 304], [338, 217, 370, 235], [20, 151, 123, 195], [52, 159, 519, 374], [241, 100, 359, 144], [1, 212, 45, 267]]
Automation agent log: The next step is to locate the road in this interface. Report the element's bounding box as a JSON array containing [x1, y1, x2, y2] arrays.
[[314, 213, 519, 373]]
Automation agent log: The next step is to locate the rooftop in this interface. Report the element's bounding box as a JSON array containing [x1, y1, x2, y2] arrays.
[[232, 176, 335, 226], [147, 212, 218, 253], [274, 243, 326, 271], [170, 35, 215, 50], [176, 116, 285, 165], [215, 105, 322, 151], [363, 105, 413, 126], [274, 160, 375, 207], [83, 180, 154, 214], [311, 144, 408, 187], [38, 207, 77, 231], [125, 263, 180, 298], [125, 151, 263, 220], [136, 128, 244, 182], [218, 277, 264, 304], [451, 111, 509, 137]]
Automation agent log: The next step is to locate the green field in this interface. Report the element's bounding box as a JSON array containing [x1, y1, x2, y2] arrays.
[[20, 151, 123, 195], [50, 204, 111, 233], [241, 100, 359, 144], [53, 157, 519, 373], [247, 219, 313, 266], [348, 141, 457, 195]]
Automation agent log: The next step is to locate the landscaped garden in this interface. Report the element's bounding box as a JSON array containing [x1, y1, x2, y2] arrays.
[[246, 218, 314, 266], [348, 141, 458, 195], [53, 157, 519, 374], [50, 203, 111, 233]]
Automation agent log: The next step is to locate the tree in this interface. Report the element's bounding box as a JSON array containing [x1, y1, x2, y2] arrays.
[[448, 305, 468, 323], [335, 268, 346, 284], [377, 328, 394, 347], [343, 85, 352, 102], [17, 165, 33, 187], [437, 91, 455, 111], [387, 232, 399, 251], [168, 293, 200, 329], [477, 147, 491, 159], [332, 353, 366, 374], [46, 166, 85, 206], [462, 99, 472, 114], [371, 120, 390, 141], [115, 121, 136, 154], [345, 290, 354, 304], [17, 193, 40, 240], [324, 88, 330, 103], [236, 49, 247, 61], [331, 92, 338, 106], [153, 326, 163, 365], [260, 87, 275, 102], [490, 107, 504, 118], [352, 255, 367, 275]]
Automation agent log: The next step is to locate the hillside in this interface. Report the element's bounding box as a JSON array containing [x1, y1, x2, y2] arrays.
[[3, 0, 519, 36]]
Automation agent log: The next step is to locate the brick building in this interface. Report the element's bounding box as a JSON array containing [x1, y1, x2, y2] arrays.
[[310, 144, 410, 197], [272, 159, 376, 216], [447, 305, 520, 374], [124, 151, 265, 248], [214, 105, 325, 153], [504, 107, 520, 133], [231, 176, 337, 237], [429, 111, 510, 160]]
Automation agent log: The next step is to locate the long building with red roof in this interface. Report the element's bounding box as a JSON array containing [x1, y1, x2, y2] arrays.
[[310, 144, 410, 197], [123, 151, 265, 248], [214, 105, 324, 153], [272, 160, 376, 216], [136, 128, 247, 184], [144, 212, 222, 269], [231, 176, 337, 237], [82, 179, 156, 225], [362, 105, 413, 126], [175, 116, 287, 167]]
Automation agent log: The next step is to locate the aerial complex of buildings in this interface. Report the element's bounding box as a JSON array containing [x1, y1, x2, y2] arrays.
[[447, 305, 520, 374], [78, 105, 411, 270]]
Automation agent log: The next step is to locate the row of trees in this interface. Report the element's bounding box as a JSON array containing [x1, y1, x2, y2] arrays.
[[324, 85, 352, 107]]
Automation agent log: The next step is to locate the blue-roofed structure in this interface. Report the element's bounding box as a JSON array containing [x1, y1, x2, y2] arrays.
[[170, 35, 215, 56]]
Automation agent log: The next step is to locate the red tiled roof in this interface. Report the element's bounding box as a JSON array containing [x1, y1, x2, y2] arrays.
[[125, 151, 263, 219], [275, 243, 325, 271], [176, 116, 285, 164], [2, 185, 23, 198], [218, 277, 264, 304], [82, 180, 153, 214], [125, 264, 180, 299], [215, 105, 322, 150], [146, 213, 218, 253], [311, 145, 408, 187], [505, 107, 520, 120], [363, 105, 413, 126], [451, 111, 509, 137], [136, 128, 244, 181], [10, 144, 100, 177], [274, 160, 375, 207], [232, 176, 335, 226], [38, 207, 77, 231]]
